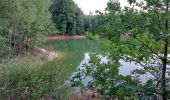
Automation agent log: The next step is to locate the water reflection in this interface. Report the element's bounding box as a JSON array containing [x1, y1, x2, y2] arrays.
[[119, 59, 154, 82], [71, 52, 154, 90]]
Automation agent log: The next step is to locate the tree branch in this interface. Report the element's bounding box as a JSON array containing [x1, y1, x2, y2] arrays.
[[136, 60, 160, 80], [134, 36, 163, 60], [124, 56, 160, 80]]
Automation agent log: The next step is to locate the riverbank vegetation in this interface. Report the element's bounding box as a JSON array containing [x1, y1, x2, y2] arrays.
[[0, 0, 170, 99], [0, 56, 70, 99], [0, 0, 99, 60], [0, 0, 91, 99], [0, 39, 100, 99]]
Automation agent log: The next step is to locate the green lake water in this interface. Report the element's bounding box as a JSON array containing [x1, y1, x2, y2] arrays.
[[44, 39, 101, 66], [41, 39, 100, 84], [41, 38, 153, 96]]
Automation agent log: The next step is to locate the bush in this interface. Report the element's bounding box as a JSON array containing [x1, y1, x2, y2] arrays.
[[45, 24, 60, 36], [85, 32, 99, 40], [0, 57, 70, 99], [0, 36, 10, 60]]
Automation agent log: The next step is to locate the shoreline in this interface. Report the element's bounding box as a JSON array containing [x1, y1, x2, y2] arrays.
[[47, 35, 86, 41]]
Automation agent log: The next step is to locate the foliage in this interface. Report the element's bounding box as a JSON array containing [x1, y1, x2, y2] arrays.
[[73, 0, 170, 99], [76, 7, 85, 34], [0, 36, 10, 60], [85, 32, 99, 40], [84, 15, 99, 33], [0, 57, 70, 99], [50, 0, 84, 35], [0, 0, 52, 58], [0, 39, 100, 99], [45, 23, 59, 36], [50, 0, 99, 35]]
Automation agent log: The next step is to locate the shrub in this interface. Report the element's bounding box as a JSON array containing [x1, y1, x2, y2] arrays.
[[85, 32, 99, 41], [0, 57, 70, 99]]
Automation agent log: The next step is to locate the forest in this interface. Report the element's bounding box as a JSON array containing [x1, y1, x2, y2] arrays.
[[0, 0, 98, 60], [0, 0, 170, 100]]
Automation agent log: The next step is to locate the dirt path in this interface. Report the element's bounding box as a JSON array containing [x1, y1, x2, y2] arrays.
[[47, 35, 85, 40]]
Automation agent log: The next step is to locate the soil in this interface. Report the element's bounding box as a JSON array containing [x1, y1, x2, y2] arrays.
[[32, 47, 58, 63], [47, 35, 85, 40], [70, 89, 101, 100]]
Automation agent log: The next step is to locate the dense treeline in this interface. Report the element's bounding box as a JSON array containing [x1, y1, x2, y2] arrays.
[[50, 0, 98, 35], [84, 15, 98, 34]]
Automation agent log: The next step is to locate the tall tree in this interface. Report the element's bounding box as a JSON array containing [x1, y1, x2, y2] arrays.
[[101, 0, 170, 99], [0, 0, 52, 57], [84, 15, 98, 33], [50, 0, 78, 35], [75, 7, 84, 34], [73, 0, 170, 99]]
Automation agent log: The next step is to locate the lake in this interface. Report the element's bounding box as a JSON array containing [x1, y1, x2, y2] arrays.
[[70, 52, 155, 93], [44, 39, 101, 67], [45, 39, 154, 93]]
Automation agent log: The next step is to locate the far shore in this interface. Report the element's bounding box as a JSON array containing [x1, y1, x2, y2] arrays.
[[47, 34, 86, 41]]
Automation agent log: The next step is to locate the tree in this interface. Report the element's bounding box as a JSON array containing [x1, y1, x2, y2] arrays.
[[75, 7, 84, 34], [50, 0, 100, 35], [50, 0, 83, 35], [73, 0, 170, 99], [84, 15, 98, 33], [0, 0, 52, 58]]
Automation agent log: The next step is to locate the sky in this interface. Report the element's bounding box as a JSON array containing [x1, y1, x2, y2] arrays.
[[73, 0, 129, 15]]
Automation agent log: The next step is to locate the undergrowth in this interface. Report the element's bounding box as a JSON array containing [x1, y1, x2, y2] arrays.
[[0, 57, 71, 99]]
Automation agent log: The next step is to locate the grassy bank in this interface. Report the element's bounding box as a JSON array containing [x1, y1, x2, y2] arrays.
[[0, 39, 100, 99], [0, 57, 70, 99]]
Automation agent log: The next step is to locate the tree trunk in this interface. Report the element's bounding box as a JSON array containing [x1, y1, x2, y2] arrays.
[[161, 1, 169, 99], [161, 38, 168, 100]]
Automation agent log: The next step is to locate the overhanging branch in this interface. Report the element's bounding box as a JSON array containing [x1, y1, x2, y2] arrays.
[[134, 36, 163, 60], [124, 56, 160, 81]]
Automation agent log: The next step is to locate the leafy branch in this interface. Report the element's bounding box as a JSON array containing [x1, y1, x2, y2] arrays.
[[133, 35, 163, 60], [124, 56, 160, 80]]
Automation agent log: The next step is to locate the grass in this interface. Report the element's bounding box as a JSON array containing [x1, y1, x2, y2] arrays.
[[0, 57, 70, 99], [0, 39, 100, 99]]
